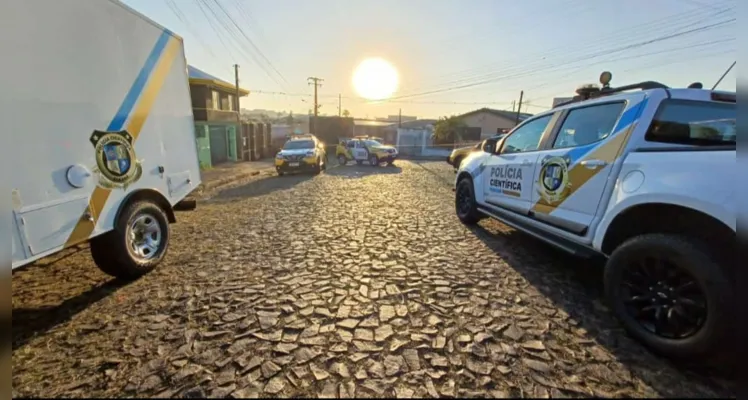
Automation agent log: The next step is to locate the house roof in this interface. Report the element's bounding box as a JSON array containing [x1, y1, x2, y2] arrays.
[[188, 65, 249, 96], [399, 119, 437, 129], [353, 119, 396, 127], [457, 107, 532, 122]]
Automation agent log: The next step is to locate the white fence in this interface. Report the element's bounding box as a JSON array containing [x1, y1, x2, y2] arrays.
[[395, 128, 480, 158]]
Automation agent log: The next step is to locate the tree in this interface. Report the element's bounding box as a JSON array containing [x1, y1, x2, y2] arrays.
[[342, 109, 351, 118], [433, 115, 467, 144], [285, 111, 295, 126]]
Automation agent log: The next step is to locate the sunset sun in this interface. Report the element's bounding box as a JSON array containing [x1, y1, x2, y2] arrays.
[[352, 58, 399, 100]]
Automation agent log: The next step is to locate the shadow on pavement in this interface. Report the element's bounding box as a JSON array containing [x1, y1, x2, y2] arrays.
[[211, 172, 316, 201], [12, 248, 132, 351], [324, 163, 403, 179], [466, 222, 736, 398]]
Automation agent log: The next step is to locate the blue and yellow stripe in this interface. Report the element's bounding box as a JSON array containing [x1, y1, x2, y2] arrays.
[[65, 30, 181, 247], [531, 98, 649, 214]]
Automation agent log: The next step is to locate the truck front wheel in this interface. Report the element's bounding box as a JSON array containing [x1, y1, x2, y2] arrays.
[[90, 200, 171, 280], [603, 233, 732, 361]]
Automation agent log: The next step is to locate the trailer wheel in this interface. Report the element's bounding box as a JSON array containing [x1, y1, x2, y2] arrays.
[[90, 200, 170, 280]]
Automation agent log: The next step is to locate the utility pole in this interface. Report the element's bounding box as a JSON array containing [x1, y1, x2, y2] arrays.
[[511, 100, 516, 112], [338, 94, 342, 117], [398, 108, 402, 128], [307, 77, 323, 133], [514, 91, 524, 125], [234, 64, 241, 124]]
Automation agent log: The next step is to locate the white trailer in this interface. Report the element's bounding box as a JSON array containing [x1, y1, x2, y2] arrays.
[[4, 0, 201, 279]]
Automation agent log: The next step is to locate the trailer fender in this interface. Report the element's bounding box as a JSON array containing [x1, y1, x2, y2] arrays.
[[116, 188, 176, 226]]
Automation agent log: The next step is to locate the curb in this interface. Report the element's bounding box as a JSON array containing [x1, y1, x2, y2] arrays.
[[200, 168, 274, 191]]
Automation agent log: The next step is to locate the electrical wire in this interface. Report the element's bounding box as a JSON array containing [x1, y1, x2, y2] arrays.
[[381, 18, 734, 102], [397, 5, 733, 96], [210, 0, 289, 87], [193, 0, 238, 61], [165, 0, 218, 58]]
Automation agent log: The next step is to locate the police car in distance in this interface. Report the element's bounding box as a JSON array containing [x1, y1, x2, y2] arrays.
[[275, 134, 327, 176], [455, 71, 736, 363], [336, 136, 398, 166]]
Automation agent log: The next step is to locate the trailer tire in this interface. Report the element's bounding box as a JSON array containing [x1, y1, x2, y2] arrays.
[[90, 200, 170, 280]]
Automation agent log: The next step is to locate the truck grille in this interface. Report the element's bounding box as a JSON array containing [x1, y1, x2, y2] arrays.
[[285, 154, 304, 161]]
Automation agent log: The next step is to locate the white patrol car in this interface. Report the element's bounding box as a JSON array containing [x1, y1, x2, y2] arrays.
[[454, 72, 735, 362]]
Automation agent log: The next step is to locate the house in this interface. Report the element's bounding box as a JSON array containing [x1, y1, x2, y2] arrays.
[[456, 108, 533, 139], [353, 120, 398, 143], [188, 65, 250, 168]]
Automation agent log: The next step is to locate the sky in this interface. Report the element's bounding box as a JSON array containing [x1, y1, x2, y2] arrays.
[[121, 0, 737, 119]]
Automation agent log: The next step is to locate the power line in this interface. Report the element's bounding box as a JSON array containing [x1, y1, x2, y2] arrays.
[[397, 5, 733, 96], [381, 18, 734, 103], [193, 0, 237, 60], [529, 48, 736, 106], [210, 0, 289, 88], [199, 0, 285, 88], [165, 0, 218, 58], [518, 37, 735, 101]]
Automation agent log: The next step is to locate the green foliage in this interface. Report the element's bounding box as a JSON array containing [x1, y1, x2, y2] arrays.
[[433, 115, 467, 144]]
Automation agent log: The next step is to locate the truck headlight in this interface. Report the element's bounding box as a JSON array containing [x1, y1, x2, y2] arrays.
[[276, 153, 284, 159], [305, 150, 315, 157]]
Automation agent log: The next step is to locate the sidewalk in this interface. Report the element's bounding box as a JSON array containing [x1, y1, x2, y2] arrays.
[[199, 159, 276, 191]]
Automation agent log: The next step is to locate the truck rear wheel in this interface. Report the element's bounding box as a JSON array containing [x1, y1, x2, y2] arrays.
[[337, 154, 347, 166], [90, 200, 170, 280], [603, 233, 732, 362]]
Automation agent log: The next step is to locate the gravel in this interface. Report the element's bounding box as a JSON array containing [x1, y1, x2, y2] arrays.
[[11, 161, 735, 398]]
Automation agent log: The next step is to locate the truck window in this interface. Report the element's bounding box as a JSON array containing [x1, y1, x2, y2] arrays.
[[500, 115, 553, 154], [553, 102, 625, 149], [646, 99, 736, 146]]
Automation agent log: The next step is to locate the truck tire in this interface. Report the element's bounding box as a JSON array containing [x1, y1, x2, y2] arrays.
[[313, 158, 322, 175], [337, 154, 347, 166], [90, 200, 170, 280], [369, 154, 380, 167], [455, 177, 482, 225], [604, 233, 732, 362]]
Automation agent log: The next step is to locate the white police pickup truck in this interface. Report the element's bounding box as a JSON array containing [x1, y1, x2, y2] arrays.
[[454, 72, 735, 362]]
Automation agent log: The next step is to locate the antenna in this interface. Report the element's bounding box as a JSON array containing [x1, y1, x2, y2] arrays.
[[711, 61, 736, 90]]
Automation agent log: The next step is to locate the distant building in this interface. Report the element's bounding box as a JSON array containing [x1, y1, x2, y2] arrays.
[[378, 115, 418, 123], [456, 108, 533, 140]]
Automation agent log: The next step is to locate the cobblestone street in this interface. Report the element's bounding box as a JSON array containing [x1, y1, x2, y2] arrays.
[[12, 161, 734, 398]]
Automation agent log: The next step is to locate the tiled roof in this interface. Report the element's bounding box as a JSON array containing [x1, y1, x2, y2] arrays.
[[188, 65, 249, 95], [457, 107, 532, 122]]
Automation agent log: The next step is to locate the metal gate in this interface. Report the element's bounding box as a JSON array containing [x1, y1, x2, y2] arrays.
[[209, 126, 228, 165]]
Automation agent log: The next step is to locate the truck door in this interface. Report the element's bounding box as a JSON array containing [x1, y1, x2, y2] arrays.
[[529, 94, 647, 235], [482, 114, 555, 214], [353, 141, 369, 161]]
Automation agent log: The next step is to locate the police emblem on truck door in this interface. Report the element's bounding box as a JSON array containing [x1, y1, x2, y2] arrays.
[[89, 130, 143, 189], [537, 155, 572, 204]]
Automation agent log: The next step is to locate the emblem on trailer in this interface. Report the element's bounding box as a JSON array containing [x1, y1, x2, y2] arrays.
[[89, 130, 142, 189], [536, 155, 572, 204]]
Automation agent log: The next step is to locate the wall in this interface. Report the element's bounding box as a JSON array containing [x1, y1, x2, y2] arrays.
[[460, 112, 517, 139]]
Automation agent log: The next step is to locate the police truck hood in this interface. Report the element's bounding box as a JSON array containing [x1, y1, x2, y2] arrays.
[[279, 148, 314, 156]]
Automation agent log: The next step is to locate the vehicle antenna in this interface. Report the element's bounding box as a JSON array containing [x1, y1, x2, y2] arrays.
[[711, 61, 736, 90]]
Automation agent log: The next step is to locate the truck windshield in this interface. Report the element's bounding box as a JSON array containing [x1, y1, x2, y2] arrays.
[[363, 140, 382, 147], [283, 140, 315, 150], [646, 99, 736, 146]]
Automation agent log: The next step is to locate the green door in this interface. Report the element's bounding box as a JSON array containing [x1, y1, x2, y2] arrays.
[[195, 125, 212, 169], [227, 125, 237, 161]]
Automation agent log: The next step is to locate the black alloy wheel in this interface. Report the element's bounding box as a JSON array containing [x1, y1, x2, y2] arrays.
[[619, 253, 707, 339]]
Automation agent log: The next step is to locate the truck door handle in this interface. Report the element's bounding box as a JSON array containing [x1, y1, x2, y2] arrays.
[[580, 159, 608, 169], [521, 160, 533, 166]]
